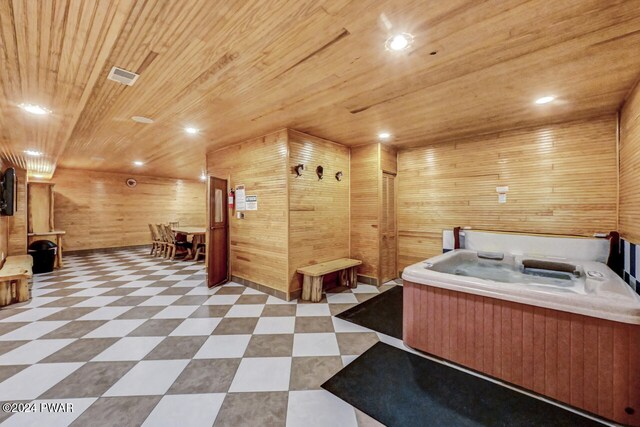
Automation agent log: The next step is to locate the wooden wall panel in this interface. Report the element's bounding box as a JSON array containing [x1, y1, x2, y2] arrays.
[[379, 144, 398, 282], [0, 161, 8, 263], [620, 81, 640, 244], [288, 130, 350, 293], [52, 168, 205, 251], [207, 130, 289, 293], [7, 167, 27, 255], [28, 183, 53, 233], [397, 117, 618, 268], [350, 145, 379, 279], [380, 144, 397, 174], [0, 216, 6, 263], [403, 281, 640, 426]]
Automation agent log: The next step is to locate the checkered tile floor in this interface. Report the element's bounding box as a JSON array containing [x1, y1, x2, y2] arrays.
[[0, 249, 401, 426]]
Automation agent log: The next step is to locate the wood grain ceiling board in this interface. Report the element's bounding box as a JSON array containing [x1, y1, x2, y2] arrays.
[[1, 0, 639, 179]]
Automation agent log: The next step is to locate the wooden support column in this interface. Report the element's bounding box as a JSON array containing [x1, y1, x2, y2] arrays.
[[310, 276, 324, 302], [302, 275, 312, 301], [348, 267, 358, 288], [16, 278, 29, 302], [339, 270, 348, 287], [0, 283, 11, 306]]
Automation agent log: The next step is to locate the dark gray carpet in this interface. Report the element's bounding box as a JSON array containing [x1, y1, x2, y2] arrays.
[[336, 285, 403, 339], [322, 342, 604, 427]]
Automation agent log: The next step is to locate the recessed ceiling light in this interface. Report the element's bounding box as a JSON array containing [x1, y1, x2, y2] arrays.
[[19, 103, 51, 115], [385, 33, 414, 51], [133, 160, 144, 166], [200, 174, 207, 181], [378, 132, 391, 140], [185, 127, 199, 134], [24, 150, 42, 157], [131, 116, 154, 124], [535, 96, 555, 105]]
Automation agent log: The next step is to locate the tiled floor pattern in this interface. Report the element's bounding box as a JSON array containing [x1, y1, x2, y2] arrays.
[[0, 249, 400, 426]]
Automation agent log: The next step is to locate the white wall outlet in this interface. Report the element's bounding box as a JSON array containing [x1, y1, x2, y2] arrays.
[[498, 193, 507, 203]]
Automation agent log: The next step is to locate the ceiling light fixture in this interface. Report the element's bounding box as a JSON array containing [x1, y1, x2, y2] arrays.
[[200, 174, 207, 181], [19, 103, 51, 115], [24, 150, 43, 157], [385, 33, 414, 51], [132, 116, 154, 124], [535, 96, 555, 105], [133, 161, 144, 166], [378, 132, 391, 140], [185, 127, 199, 134]]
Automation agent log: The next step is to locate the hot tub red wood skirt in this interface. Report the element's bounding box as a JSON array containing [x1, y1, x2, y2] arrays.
[[403, 280, 640, 426]]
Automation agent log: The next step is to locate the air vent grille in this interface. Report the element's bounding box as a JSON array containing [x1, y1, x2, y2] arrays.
[[107, 66, 139, 86]]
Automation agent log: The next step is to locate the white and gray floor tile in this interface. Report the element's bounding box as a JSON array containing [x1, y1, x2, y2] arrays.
[[0, 248, 398, 426]]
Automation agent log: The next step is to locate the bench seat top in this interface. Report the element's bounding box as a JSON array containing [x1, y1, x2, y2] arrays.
[[297, 258, 362, 277], [0, 255, 33, 281]]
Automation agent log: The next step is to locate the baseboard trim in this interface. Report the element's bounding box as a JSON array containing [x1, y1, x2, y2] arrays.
[[65, 244, 150, 256], [357, 275, 379, 286], [230, 275, 291, 301]]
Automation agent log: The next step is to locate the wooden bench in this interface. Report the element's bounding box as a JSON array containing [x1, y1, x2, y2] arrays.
[[0, 255, 34, 307], [297, 258, 362, 302]]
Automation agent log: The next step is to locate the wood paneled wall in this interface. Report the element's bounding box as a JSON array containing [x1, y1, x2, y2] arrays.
[[52, 168, 205, 251], [0, 162, 7, 263], [207, 131, 289, 293], [288, 130, 350, 293], [7, 167, 27, 255], [350, 145, 380, 279], [349, 143, 397, 283], [620, 82, 640, 244], [0, 217, 6, 264], [380, 144, 397, 175], [397, 117, 618, 268]]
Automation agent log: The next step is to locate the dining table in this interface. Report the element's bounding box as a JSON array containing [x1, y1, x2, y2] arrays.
[[172, 226, 206, 261]]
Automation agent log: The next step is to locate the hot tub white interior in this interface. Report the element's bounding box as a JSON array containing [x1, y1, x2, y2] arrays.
[[402, 249, 640, 324]]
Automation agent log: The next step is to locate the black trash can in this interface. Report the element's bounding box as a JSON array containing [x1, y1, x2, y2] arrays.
[[28, 240, 57, 274]]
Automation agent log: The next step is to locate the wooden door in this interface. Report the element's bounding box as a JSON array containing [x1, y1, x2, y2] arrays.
[[207, 177, 229, 288], [380, 172, 397, 283]]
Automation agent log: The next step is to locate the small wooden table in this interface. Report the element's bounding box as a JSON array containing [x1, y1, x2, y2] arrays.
[[297, 258, 362, 302], [172, 227, 206, 261], [28, 230, 65, 269]]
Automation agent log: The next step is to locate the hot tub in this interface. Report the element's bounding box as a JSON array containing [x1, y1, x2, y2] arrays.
[[402, 249, 640, 426]]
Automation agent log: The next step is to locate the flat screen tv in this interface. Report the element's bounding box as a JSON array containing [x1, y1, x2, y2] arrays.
[[0, 168, 17, 216]]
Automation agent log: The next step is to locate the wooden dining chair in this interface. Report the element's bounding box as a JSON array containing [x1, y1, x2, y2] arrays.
[[153, 224, 167, 257], [162, 224, 192, 260], [148, 224, 163, 256], [193, 236, 206, 262], [156, 224, 171, 258]]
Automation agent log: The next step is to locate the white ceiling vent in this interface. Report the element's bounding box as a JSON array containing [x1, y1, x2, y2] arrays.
[[107, 66, 139, 86]]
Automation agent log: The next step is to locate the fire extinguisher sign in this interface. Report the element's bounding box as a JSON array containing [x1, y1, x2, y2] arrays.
[[235, 184, 246, 211]]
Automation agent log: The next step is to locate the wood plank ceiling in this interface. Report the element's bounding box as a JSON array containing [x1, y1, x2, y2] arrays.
[[1, 0, 640, 180]]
